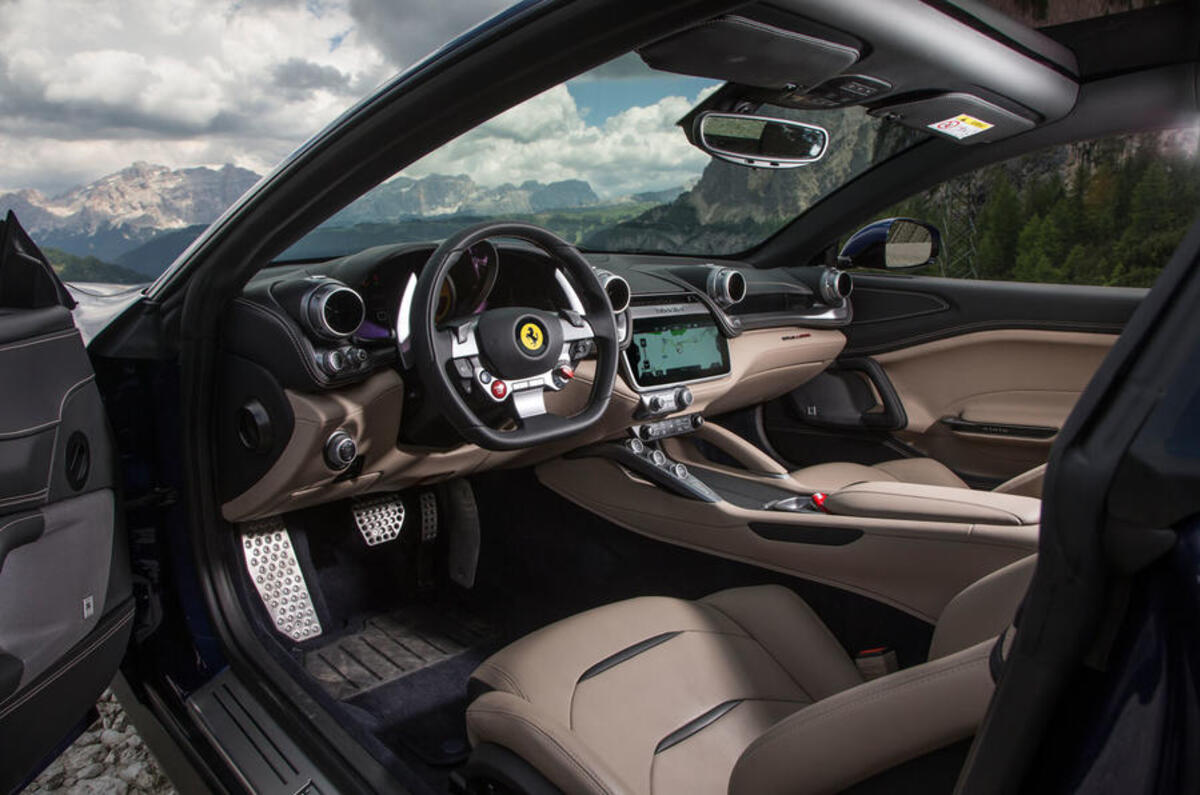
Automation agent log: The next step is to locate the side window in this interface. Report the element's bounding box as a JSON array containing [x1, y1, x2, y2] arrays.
[[873, 127, 1200, 286]]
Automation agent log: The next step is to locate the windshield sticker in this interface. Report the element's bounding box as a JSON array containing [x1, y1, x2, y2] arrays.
[[928, 114, 994, 139]]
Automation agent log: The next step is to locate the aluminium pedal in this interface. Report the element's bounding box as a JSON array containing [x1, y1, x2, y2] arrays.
[[352, 494, 406, 546], [240, 518, 322, 642]]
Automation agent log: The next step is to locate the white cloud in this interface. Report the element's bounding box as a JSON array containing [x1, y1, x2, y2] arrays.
[[401, 84, 714, 198], [0, 0, 713, 201], [0, 0, 431, 192]]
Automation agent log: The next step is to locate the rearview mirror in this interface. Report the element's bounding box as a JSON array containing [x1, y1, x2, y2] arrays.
[[695, 112, 828, 169], [838, 218, 941, 270]]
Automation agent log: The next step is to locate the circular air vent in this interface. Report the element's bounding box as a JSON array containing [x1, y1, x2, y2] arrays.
[[819, 269, 853, 305], [304, 282, 365, 340], [707, 267, 746, 307], [599, 272, 631, 314]]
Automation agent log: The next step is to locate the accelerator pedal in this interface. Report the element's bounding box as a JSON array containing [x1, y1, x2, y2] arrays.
[[417, 492, 439, 592], [240, 518, 322, 642], [352, 493, 406, 546]]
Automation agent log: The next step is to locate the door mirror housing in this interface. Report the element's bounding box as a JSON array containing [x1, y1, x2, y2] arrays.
[[694, 112, 829, 169], [839, 218, 941, 270]]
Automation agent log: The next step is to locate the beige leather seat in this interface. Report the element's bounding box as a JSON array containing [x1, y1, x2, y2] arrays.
[[790, 459, 1046, 498], [465, 556, 1035, 795]]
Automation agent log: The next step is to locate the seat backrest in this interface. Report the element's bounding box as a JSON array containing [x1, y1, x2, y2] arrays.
[[728, 555, 1036, 795], [928, 554, 1036, 660]]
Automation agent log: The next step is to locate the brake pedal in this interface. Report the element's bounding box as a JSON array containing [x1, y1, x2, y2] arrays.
[[240, 518, 322, 642], [352, 494, 406, 546]]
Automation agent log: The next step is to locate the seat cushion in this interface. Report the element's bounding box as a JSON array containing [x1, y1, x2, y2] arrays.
[[467, 586, 862, 795], [789, 457, 969, 493]]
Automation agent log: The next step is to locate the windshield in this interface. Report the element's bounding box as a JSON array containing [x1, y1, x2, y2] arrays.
[[283, 57, 925, 260]]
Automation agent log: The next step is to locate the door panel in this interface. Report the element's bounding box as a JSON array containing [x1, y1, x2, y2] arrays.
[[844, 276, 1143, 355], [765, 275, 1142, 483], [0, 214, 131, 794], [874, 330, 1117, 481]]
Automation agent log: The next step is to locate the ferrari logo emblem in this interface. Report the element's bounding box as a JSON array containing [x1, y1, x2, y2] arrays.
[[519, 322, 545, 352]]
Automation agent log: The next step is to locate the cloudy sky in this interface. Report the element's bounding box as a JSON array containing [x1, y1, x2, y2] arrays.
[[0, 0, 716, 198]]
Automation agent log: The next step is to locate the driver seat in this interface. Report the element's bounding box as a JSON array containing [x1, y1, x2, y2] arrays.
[[463, 556, 1034, 794]]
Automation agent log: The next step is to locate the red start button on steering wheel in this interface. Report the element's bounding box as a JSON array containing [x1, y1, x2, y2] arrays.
[[491, 380, 509, 399]]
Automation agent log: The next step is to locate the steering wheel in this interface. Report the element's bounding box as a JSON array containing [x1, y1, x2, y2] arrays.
[[411, 221, 620, 451]]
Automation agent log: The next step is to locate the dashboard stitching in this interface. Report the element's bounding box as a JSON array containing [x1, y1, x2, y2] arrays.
[[231, 297, 328, 386]]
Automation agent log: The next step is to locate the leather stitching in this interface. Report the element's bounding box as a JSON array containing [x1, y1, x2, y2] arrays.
[[0, 373, 93, 439], [231, 298, 327, 386], [0, 603, 134, 719], [0, 329, 77, 353], [470, 704, 617, 795]]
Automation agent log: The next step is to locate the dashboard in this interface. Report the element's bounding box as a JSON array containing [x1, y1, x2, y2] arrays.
[[217, 232, 854, 521]]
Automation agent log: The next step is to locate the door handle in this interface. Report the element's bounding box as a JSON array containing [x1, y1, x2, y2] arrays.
[[940, 416, 1057, 439]]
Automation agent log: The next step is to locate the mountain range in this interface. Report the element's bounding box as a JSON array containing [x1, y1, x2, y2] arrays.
[[0, 163, 262, 265], [0, 163, 691, 280]]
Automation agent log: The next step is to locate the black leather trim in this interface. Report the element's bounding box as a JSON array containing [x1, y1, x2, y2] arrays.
[[577, 631, 681, 682], [849, 286, 950, 326], [842, 275, 1142, 357], [0, 306, 74, 345], [749, 522, 864, 546], [0, 599, 133, 795], [0, 651, 22, 703], [654, 699, 742, 754], [0, 513, 43, 573]]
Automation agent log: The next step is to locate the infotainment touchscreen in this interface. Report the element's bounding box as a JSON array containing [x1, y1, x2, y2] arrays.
[[626, 315, 730, 388]]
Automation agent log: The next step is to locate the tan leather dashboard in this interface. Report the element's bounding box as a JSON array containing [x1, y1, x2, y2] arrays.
[[221, 326, 845, 522]]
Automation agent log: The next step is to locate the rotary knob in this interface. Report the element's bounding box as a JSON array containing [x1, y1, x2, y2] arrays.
[[324, 430, 357, 470], [324, 349, 346, 374], [650, 450, 667, 466], [674, 387, 694, 409], [672, 463, 688, 479], [625, 438, 645, 455]]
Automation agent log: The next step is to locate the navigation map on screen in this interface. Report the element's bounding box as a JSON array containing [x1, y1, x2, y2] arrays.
[[628, 317, 729, 388]]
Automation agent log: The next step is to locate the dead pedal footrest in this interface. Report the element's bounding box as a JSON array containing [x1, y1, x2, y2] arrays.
[[352, 494, 406, 546], [240, 518, 322, 642]]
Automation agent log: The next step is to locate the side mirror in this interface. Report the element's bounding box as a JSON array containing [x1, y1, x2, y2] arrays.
[[839, 218, 941, 270], [694, 112, 828, 169]]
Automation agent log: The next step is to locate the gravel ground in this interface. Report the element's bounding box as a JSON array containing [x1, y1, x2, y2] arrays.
[[22, 689, 176, 795]]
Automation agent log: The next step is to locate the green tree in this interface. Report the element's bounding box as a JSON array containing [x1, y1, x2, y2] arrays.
[[975, 171, 1023, 279]]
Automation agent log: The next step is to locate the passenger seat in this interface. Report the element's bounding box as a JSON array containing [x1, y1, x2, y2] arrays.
[[462, 556, 1035, 795]]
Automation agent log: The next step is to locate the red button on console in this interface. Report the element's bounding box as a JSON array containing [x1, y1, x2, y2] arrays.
[[491, 380, 509, 399]]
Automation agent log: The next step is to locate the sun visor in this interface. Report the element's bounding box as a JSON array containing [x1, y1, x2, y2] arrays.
[[640, 16, 859, 91], [869, 93, 1035, 145]]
